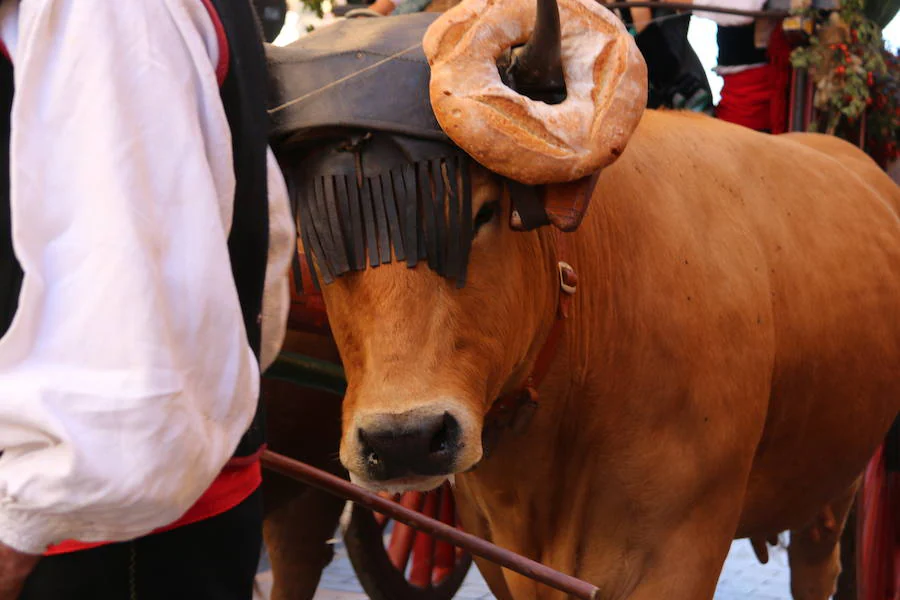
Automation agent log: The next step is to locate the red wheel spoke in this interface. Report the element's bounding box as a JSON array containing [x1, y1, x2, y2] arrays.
[[386, 491, 424, 572], [409, 489, 439, 588], [433, 483, 457, 584]]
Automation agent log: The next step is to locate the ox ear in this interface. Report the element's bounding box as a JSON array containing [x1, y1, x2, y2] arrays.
[[508, 172, 600, 232]]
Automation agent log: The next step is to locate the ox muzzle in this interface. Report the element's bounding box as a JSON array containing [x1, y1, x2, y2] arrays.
[[355, 409, 462, 481]]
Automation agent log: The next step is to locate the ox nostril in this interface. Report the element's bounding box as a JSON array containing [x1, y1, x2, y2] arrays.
[[358, 430, 381, 467], [429, 412, 459, 455], [356, 411, 462, 480]]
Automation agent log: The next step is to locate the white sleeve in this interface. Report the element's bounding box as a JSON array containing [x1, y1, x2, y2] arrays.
[[0, 0, 262, 554], [692, 0, 767, 26], [260, 148, 293, 373]]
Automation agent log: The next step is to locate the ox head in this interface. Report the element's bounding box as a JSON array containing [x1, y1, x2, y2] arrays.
[[269, 0, 644, 492]]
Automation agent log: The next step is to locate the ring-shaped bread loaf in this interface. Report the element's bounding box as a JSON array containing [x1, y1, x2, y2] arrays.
[[423, 0, 648, 185]]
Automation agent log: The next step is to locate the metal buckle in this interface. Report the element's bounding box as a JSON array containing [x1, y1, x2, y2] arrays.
[[558, 261, 577, 295]]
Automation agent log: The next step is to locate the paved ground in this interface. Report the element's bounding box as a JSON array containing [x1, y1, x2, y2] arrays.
[[254, 530, 794, 600]]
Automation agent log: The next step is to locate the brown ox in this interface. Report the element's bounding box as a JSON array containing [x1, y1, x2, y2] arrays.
[[259, 2, 900, 598], [298, 108, 900, 600]]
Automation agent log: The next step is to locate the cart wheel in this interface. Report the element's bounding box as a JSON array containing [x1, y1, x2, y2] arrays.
[[855, 444, 899, 600], [342, 482, 473, 600]]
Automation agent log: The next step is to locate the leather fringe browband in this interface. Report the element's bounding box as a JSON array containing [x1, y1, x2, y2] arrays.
[[283, 136, 474, 290]]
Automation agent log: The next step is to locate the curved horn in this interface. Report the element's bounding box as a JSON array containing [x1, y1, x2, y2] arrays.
[[505, 0, 567, 104]]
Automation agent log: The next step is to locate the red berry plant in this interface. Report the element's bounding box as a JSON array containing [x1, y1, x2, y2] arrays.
[[790, 0, 898, 167]]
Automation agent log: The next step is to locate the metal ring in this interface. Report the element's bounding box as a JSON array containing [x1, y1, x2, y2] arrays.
[[558, 261, 577, 295]]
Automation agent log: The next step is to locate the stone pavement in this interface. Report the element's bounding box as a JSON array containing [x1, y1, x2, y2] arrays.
[[254, 531, 794, 600]]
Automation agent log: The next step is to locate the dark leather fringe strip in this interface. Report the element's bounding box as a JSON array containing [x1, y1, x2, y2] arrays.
[[372, 174, 392, 265], [291, 155, 473, 288], [385, 171, 406, 263], [401, 163, 418, 269], [457, 155, 473, 289]]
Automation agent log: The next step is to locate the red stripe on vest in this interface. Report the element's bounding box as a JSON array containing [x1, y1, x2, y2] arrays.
[[199, 0, 230, 86], [45, 457, 262, 555]]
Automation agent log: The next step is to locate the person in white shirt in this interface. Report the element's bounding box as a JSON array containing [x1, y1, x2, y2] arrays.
[[0, 0, 294, 598]]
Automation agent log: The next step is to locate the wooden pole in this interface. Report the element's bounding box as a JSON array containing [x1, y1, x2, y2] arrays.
[[261, 450, 602, 600]]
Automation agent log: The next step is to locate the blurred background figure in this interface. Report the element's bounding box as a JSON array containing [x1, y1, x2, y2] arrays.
[[615, 3, 714, 112], [693, 0, 793, 133], [253, 0, 290, 41]]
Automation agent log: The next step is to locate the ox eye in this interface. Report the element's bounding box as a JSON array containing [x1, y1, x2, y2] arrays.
[[474, 201, 500, 234]]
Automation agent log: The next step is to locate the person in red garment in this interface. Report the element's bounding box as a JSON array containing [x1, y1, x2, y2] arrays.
[[0, 0, 294, 598], [695, 0, 793, 133]]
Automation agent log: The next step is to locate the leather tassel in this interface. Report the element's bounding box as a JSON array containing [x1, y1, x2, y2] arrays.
[[444, 158, 461, 283], [345, 174, 367, 271], [323, 176, 350, 274], [429, 160, 447, 274], [297, 179, 332, 285], [371, 174, 392, 265], [400, 164, 419, 269], [385, 170, 406, 263], [418, 161, 437, 267], [309, 176, 339, 277], [334, 176, 356, 271], [457, 156, 473, 289], [359, 175, 380, 268]]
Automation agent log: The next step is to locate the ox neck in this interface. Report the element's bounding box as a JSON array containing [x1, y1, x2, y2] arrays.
[[481, 228, 577, 456]]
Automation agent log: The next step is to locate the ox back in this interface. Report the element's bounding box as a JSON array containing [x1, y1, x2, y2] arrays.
[[0, 0, 271, 459]]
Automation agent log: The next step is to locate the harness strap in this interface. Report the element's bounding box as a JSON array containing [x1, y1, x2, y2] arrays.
[[482, 231, 576, 443]]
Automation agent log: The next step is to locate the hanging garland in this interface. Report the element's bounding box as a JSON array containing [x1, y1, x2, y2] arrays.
[[867, 49, 898, 166], [789, 0, 898, 167]]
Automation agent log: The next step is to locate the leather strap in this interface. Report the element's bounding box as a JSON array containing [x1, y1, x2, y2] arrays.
[[482, 231, 576, 446]]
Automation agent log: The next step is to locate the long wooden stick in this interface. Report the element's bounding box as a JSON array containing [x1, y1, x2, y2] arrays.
[[261, 450, 602, 600]]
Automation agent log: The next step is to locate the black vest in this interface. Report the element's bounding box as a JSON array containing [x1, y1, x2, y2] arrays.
[[716, 23, 768, 68], [618, 8, 711, 111], [0, 0, 271, 458]]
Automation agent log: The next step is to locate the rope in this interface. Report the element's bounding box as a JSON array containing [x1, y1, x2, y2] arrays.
[[268, 43, 423, 114]]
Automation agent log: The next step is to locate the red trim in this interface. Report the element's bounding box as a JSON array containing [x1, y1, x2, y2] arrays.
[[0, 40, 9, 63], [225, 444, 267, 468], [199, 0, 230, 87], [44, 458, 261, 555]]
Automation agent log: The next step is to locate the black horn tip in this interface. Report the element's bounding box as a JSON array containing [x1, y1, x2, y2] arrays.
[[499, 0, 567, 105]]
